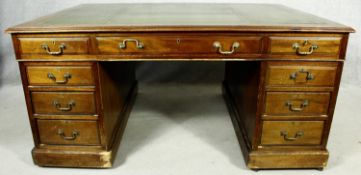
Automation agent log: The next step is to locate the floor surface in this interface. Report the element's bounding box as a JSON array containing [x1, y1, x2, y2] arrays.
[[0, 83, 360, 175]]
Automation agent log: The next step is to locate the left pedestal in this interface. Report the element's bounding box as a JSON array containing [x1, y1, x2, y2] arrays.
[[19, 61, 137, 168]]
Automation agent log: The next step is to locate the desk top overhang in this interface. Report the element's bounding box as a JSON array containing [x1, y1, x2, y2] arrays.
[[6, 3, 355, 33]]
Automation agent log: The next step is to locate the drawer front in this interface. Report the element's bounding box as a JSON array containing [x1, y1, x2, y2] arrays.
[[96, 35, 262, 55], [27, 66, 95, 86], [269, 37, 341, 58], [31, 92, 96, 115], [266, 62, 338, 86], [261, 121, 324, 146], [18, 37, 90, 55], [264, 92, 330, 116], [37, 119, 100, 145]]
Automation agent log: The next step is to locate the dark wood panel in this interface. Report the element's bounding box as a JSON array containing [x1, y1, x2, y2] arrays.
[[98, 62, 136, 149], [224, 61, 261, 149]]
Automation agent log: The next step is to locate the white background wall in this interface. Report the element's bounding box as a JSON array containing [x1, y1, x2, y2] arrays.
[[1, 0, 360, 87]]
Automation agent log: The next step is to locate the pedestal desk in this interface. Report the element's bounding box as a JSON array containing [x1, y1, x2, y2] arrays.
[[6, 4, 355, 170]]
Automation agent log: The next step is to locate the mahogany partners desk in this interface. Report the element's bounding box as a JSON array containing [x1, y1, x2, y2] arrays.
[[6, 4, 355, 170]]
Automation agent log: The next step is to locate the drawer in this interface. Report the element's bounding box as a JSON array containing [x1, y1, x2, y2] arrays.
[[37, 119, 100, 145], [26, 65, 95, 86], [18, 37, 90, 55], [96, 35, 262, 55], [31, 92, 96, 115], [266, 62, 338, 86], [261, 121, 324, 146], [269, 36, 342, 58], [264, 92, 330, 116]]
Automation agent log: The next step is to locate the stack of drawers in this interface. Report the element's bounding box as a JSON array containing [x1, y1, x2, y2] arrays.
[[223, 35, 345, 169], [23, 62, 101, 147], [17, 34, 137, 167], [261, 61, 338, 147]]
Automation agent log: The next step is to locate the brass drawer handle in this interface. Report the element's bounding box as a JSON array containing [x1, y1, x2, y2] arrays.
[[292, 40, 318, 55], [57, 129, 79, 140], [41, 43, 66, 55], [47, 72, 72, 84], [119, 39, 144, 49], [290, 69, 314, 81], [213, 41, 240, 55], [53, 100, 76, 111], [280, 131, 304, 141], [285, 100, 309, 112]]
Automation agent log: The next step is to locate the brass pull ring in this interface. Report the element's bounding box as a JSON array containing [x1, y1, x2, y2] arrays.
[[41, 43, 66, 55], [57, 129, 79, 140], [213, 41, 240, 55], [280, 131, 304, 141], [292, 40, 318, 55], [53, 100, 76, 111], [119, 39, 144, 49], [285, 100, 309, 112], [47, 72, 72, 84], [290, 69, 314, 81]]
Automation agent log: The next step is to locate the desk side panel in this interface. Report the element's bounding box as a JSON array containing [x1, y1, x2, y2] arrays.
[[98, 62, 136, 149], [224, 61, 261, 149]]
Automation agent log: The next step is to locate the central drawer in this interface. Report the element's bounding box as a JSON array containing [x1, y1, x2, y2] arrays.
[[31, 92, 96, 115], [96, 35, 262, 55]]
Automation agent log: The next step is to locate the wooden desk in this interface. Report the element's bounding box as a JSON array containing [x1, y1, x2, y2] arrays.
[[6, 3, 354, 170]]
